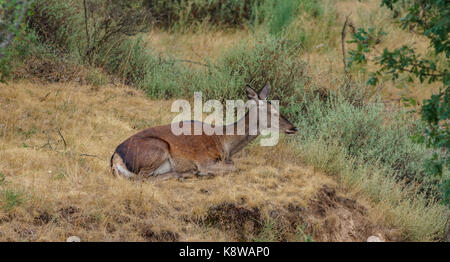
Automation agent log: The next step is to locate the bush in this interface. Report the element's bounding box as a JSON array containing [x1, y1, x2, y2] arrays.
[[143, 0, 263, 29], [262, 0, 300, 35], [0, 0, 35, 81], [294, 93, 444, 197], [27, 0, 84, 58], [114, 36, 310, 102], [27, 0, 151, 64], [213, 36, 308, 102]]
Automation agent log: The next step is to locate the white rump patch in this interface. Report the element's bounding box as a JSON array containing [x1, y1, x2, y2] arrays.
[[116, 163, 135, 178]]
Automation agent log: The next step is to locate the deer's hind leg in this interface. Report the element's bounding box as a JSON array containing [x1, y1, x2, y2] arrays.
[[131, 138, 174, 178]]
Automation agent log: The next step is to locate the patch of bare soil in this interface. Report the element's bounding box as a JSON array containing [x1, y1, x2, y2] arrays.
[[304, 185, 400, 241], [203, 185, 401, 242], [141, 227, 180, 242], [204, 203, 263, 241]]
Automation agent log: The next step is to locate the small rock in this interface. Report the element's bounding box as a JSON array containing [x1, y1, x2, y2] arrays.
[[367, 235, 383, 242], [315, 43, 325, 49], [66, 236, 81, 242]]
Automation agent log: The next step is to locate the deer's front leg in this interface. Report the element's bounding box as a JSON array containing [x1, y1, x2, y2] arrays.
[[197, 160, 238, 176], [148, 171, 196, 181]]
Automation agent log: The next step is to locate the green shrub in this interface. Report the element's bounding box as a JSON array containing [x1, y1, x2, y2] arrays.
[[0, 0, 35, 81], [1, 188, 25, 211], [293, 93, 444, 197], [209, 36, 308, 102], [262, 0, 300, 35], [27, 0, 84, 59], [296, 138, 448, 241], [27, 0, 151, 63], [113, 35, 310, 102], [143, 0, 263, 29], [282, 0, 338, 51]]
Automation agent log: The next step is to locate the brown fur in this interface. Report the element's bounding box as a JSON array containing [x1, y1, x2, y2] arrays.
[[111, 85, 297, 179]]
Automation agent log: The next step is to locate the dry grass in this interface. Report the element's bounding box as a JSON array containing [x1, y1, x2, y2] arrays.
[[298, 139, 448, 241], [0, 81, 407, 242], [146, 28, 252, 67], [0, 0, 446, 242]]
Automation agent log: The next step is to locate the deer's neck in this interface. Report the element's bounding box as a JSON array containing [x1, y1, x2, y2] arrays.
[[221, 106, 259, 159]]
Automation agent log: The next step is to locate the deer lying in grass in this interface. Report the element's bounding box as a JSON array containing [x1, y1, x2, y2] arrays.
[[110, 85, 298, 180]]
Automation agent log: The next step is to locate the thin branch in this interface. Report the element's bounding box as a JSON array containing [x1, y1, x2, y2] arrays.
[[57, 128, 67, 149], [39, 91, 52, 102], [398, 67, 444, 78], [190, 47, 210, 65], [40, 130, 52, 149], [79, 153, 102, 160], [341, 14, 351, 75], [83, 0, 91, 64], [171, 59, 213, 68]]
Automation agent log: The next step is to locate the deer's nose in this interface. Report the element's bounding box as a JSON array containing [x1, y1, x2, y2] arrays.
[[292, 127, 298, 132]]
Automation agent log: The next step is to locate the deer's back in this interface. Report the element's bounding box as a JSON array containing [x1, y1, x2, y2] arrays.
[[115, 121, 225, 171]]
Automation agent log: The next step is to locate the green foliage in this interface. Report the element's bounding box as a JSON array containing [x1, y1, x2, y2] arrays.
[[143, 0, 263, 29], [101, 35, 309, 102], [84, 0, 151, 63], [1, 188, 25, 211], [0, 173, 5, 186], [252, 220, 278, 242], [348, 0, 449, 205], [293, 91, 442, 196], [0, 0, 34, 81], [263, 0, 300, 35], [141, 0, 314, 34], [212, 36, 308, 102], [295, 224, 314, 242], [27, 0, 84, 58], [0, 175, 25, 211], [381, 0, 449, 57], [26, 0, 151, 64], [347, 27, 385, 69]]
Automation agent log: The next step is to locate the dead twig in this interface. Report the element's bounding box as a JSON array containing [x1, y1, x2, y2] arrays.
[[341, 14, 352, 76], [57, 128, 67, 149], [40, 130, 52, 149], [83, 0, 91, 64], [190, 47, 209, 64], [79, 153, 102, 160], [40, 92, 52, 102], [171, 59, 212, 68]]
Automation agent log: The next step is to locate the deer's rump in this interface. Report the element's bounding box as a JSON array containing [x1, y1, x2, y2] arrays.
[[111, 122, 224, 176]]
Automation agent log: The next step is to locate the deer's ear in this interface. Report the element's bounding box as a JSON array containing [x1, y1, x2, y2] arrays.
[[259, 84, 269, 100], [246, 85, 259, 100]]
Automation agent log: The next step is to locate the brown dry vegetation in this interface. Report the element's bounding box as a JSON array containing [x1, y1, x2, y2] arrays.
[[0, 81, 405, 241], [0, 0, 447, 242]]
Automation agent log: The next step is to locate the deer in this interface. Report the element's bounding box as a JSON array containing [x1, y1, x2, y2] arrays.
[[110, 85, 298, 181]]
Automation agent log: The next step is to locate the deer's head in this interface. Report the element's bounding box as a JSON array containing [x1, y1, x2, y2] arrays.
[[246, 85, 298, 135]]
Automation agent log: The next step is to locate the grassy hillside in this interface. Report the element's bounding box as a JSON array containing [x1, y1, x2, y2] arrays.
[[0, 81, 446, 241], [0, 0, 448, 241]]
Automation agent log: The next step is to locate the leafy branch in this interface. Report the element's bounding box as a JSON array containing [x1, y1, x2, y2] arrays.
[[347, 0, 449, 205]]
